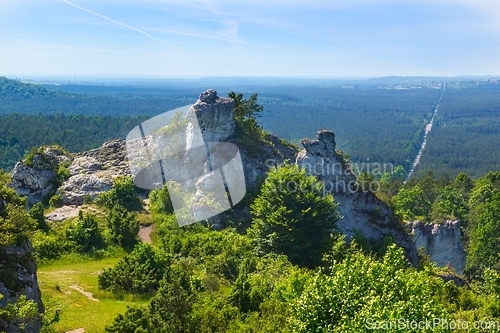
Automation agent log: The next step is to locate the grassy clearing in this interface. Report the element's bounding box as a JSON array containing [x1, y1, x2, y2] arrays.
[[38, 253, 149, 333]]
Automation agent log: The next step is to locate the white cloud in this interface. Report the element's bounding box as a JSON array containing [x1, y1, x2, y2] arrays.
[[218, 20, 245, 44]]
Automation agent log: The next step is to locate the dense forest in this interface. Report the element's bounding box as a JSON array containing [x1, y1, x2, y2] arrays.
[[2, 76, 500, 178], [0, 77, 194, 117], [417, 83, 500, 178], [257, 86, 442, 171], [0, 114, 148, 170]]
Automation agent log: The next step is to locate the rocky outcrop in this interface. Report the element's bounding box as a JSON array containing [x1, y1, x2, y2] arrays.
[[188, 89, 236, 142], [57, 140, 130, 205], [408, 220, 466, 273], [0, 242, 44, 333], [9, 147, 70, 207], [296, 130, 418, 265]]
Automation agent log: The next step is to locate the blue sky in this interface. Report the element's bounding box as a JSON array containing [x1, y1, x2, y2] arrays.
[[1, 0, 499, 77]]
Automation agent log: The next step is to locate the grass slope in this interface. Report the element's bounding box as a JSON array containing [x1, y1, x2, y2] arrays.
[[38, 254, 148, 333]]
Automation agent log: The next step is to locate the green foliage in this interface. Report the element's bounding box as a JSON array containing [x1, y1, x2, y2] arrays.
[[56, 163, 71, 183], [29, 202, 50, 232], [249, 163, 338, 268], [228, 91, 268, 156], [229, 255, 294, 314], [0, 177, 26, 219], [228, 92, 264, 121], [156, 215, 252, 281], [48, 194, 62, 208], [105, 306, 150, 333], [98, 243, 170, 295], [431, 185, 468, 222], [0, 204, 36, 246], [97, 176, 143, 211], [106, 204, 140, 251], [285, 244, 451, 332], [466, 184, 500, 273], [0, 294, 39, 332], [393, 186, 431, 221], [31, 230, 68, 260], [65, 211, 106, 253], [148, 185, 174, 215]]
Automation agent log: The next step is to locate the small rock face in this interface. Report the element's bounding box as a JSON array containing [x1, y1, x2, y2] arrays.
[[188, 89, 236, 142], [296, 130, 418, 265], [408, 220, 466, 273], [0, 241, 44, 333], [297, 130, 356, 189], [58, 140, 130, 205], [9, 147, 65, 207]]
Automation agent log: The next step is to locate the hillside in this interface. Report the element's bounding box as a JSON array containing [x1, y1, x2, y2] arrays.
[[3, 88, 500, 332]]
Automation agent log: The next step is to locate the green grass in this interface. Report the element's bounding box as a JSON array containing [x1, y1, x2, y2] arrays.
[[38, 253, 149, 333]]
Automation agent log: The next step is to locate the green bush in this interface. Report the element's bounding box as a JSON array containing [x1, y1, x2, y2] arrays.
[[32, 231, 68, 260], [97, 176, 143, 211], [249, 163, 339, 268], [284, 244, 451, 332], [148, 185, 173, 215], [98, 243, 170, 295], [65, 211, 106, 253], [106, 204, 139, 251], [29, 202, 50, 232], [48, 195, 62, 208]]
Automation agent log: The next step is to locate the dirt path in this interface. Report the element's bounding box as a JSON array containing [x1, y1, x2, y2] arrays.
[[139, 224, 153, 243], [69, 285, 100, 302], [66, 328, 85, 333]]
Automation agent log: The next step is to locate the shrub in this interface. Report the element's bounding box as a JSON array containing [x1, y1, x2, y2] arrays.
[[32, 231, 67, 260], [29, 202, 50, 232], [148, 185, 174, 215], [98, 243, 170, 295], [65, 211, 106, 253], [106, 204, 139, 251], [97, 176, 143, 211], [48, 195, 62, 208], [249, 163, 338, 268]]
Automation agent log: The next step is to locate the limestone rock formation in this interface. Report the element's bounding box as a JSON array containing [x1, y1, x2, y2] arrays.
[[188, 89, 236, 142], [9, 146, 70, 207], [296, 130, 418, 265], [408, 220, 466, 273], [57, 140, 130, 205], [0, 241, 44, 333]]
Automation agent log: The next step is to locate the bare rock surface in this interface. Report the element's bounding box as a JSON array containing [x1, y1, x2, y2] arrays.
[[58, 140, 129, 205], [9, 147, 69, 207], [408, 220, 466, 273], [0, 241, 44, 333], [296, 130, 418, 265], [45, 205, 81, 222], [188, 89, 236, 142]]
